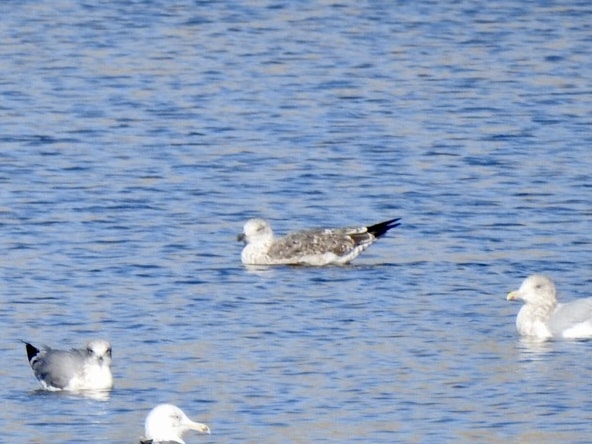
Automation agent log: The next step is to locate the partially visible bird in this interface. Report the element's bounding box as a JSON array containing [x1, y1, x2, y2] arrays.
[[237, 217, 401, 266], [507, 274, 592, 339], [141, 403, 210, 444], [24, 339, 113, 391]]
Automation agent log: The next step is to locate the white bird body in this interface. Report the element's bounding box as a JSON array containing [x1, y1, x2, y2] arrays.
[[143, 404, 210, 444], [238, 217, 401, 266], [507, 275, 592, 339], [25, 339, 113, 391]]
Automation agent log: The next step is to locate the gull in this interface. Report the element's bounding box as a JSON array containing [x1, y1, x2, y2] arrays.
[[24, 339, 113, 391], [141, 403, 210, 444], [238, 217, 401, 266], [507, 274, 592, 339]]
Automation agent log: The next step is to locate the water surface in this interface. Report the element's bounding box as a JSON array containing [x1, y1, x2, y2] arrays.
[[1, 1, 591, 443]]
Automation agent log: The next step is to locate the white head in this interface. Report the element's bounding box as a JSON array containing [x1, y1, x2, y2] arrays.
[[145, 404, 210, 444], [238, 218, 274, 245], [86, 339, 112, 366], [507, 274, 558, 307]]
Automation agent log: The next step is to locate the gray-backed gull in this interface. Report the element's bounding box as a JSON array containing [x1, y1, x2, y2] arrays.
[[24, 339, 113, 391], [507, 274, 592, 339]]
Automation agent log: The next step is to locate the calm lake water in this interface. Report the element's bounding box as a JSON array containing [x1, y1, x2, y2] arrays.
[[1, 1, 592, 443]]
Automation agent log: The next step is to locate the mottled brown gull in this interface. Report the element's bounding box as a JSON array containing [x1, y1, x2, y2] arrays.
[[140, 404, 210, 444], [237, 217, 401, 266], [24, 339, 113, 391], [507, 274, 592, 339]]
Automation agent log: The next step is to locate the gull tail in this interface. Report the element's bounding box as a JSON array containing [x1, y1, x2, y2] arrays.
[[367, 217, 401, 238], [22, 341, 40, 363]]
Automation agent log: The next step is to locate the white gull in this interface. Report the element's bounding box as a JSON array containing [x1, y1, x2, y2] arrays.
[[141, 403, 210, 444], [507, 274, 592, 339], [238, 217, 401, 266], [24, 339, 113, 391]]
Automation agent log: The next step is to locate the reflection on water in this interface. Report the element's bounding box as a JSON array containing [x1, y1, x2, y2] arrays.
[[516, 337, 554, 356], [29, 388, 111, 402]]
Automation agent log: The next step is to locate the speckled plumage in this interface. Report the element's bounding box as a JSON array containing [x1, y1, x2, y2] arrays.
[[238, 217, 401, 266]]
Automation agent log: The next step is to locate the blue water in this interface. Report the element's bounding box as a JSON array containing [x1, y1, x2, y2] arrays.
[[1, 1, 592, 443]]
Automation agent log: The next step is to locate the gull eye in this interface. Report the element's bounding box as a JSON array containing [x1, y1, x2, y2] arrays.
[[106, 348, 112, 357], [170, 414, 182, 424]]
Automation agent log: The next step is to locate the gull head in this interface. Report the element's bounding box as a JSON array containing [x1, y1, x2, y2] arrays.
[[507, 274, 557, 307], [86, 339, 112, 366], [145, 404, 210, 444], [237, 218, 273, 245]]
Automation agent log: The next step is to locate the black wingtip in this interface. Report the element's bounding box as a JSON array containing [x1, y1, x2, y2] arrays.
[[24, 342, 40, 362], [367, 217, 401, 238]]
